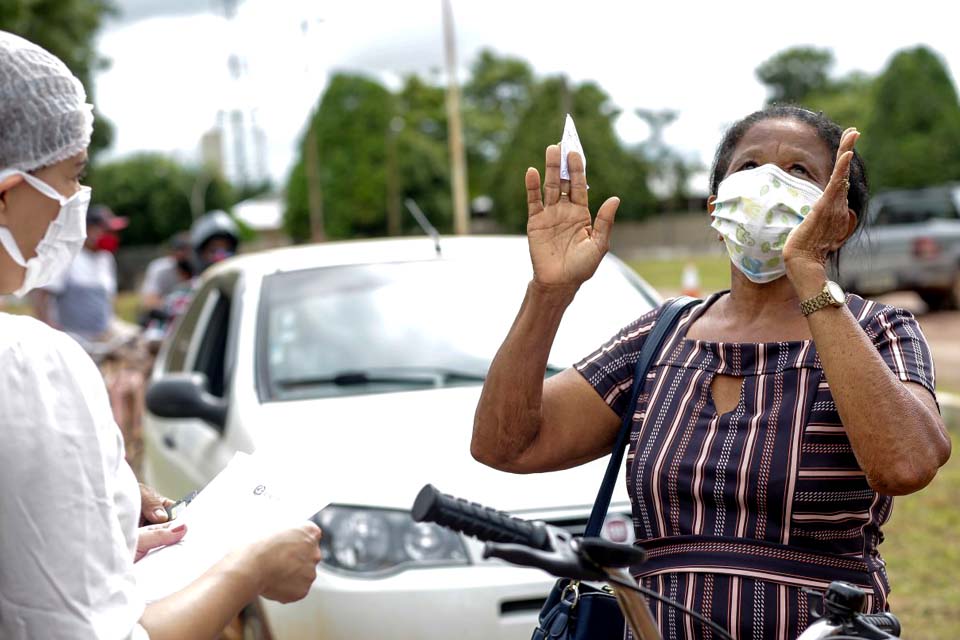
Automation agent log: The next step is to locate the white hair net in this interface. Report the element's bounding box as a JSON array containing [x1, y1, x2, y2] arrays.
[[0, 30, 94, 172]]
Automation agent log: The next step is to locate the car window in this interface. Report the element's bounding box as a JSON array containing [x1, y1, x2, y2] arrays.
[[164, 280, 220, 372], [255, 256, 655, 402], [873, 193, 958, 225], [162, 274, 240, 401], [191, 274, 240, 399]]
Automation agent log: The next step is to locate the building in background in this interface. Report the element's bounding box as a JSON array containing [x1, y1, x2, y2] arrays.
[[199, 0, 269, 188]]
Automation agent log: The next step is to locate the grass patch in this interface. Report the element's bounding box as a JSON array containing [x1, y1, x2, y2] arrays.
[[883, 419, 959, 639], [628, 254, 731, 295], [115, 292, 140, 324]]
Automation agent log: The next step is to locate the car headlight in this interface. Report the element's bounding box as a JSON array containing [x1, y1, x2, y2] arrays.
[[313, 505, 469, 575]]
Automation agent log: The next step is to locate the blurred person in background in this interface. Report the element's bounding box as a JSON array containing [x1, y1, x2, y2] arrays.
[[0, 30, 322, 640], [139, 231, 193, 316], [143, 210, 239, 346], [33, 204, 122, 346], [191, 209, 239, 271]]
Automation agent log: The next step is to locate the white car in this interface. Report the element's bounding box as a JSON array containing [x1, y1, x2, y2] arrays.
[[143, 235, 659, 640]]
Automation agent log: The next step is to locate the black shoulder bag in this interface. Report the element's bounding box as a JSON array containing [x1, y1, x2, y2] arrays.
[[532, 296, 700, 640]]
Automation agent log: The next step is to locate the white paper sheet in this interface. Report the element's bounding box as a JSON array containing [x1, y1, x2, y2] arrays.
[[134, 451, 329, 603], [559, 113, 587, 187]]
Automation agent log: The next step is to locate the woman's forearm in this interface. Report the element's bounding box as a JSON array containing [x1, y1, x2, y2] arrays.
[[139, 549, 261, 640], [793, 268, 951, 494], [471, 280, 576, 468]]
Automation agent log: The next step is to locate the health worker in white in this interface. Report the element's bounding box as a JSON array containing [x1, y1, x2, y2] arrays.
[[0, 30, 323, 640]]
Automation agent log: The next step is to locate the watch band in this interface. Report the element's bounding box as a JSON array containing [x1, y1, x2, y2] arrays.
[[800, 281, 844, 316], [800, 289, 833, 316]]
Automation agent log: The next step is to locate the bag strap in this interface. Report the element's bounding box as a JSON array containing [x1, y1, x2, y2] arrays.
[[584, 296, 701, 537]]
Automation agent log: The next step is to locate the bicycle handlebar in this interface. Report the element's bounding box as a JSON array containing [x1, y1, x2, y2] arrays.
[[859, 614, 901, 637], [411, 484, 551, 550], [413, 484, 900, 640]]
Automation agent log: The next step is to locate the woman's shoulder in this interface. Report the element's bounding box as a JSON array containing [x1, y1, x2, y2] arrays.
[[845, 294, 923, 330]]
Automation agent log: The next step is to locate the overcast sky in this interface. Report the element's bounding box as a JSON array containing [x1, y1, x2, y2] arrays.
[[94, 0, 960, 193]]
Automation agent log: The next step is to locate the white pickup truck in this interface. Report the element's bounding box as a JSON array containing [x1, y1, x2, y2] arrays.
[[838, 183, 960, 310]]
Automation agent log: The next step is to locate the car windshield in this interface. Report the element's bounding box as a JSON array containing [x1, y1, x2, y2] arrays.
[[257, 255, 656, 401]]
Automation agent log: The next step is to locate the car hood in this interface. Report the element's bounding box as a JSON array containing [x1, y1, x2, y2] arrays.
[[245, 385, 629, 515]]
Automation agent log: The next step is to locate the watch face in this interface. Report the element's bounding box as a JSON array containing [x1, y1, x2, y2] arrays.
[[826, 281, 845, 305]]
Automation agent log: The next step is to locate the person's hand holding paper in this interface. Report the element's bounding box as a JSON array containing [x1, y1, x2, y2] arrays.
[[134, 451, 328, 603]]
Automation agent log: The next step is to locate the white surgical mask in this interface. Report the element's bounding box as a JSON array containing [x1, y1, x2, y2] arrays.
[[0, 169, 90, 297], [710, 163, 823, 284]]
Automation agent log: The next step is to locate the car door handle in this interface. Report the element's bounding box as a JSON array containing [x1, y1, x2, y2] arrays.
[[162, 434, 177, 450]]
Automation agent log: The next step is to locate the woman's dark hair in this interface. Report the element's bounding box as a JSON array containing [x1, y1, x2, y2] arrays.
[[709, 105, 870, 270]]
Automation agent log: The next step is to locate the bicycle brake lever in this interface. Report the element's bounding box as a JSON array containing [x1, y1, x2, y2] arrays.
[[483, 541, 609, 581], [481, 527, 608, 582]]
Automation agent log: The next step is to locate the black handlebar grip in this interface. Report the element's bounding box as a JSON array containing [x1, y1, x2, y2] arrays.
[[859, 613, 901, 638], [412, 484, 551, 550]]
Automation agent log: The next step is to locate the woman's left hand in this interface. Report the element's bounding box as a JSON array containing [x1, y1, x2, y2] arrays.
[[139, 482, 174, 526], [783, 127, 860, 283], [135, 521, 187, 562]]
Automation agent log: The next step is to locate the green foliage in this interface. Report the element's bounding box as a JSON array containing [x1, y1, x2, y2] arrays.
[[860, 47, 960, 190], [802, 72, 876, 131], [87, 153, 234, 246], [0, 0, 117, 159], [285, 52, 654, 239], [756, 45, 960, 192], [283, 159, 311, 242], [463, 50, 535, 195], [393, 74, 452, 234], [487, 77, 654, 232], [756, 47, 835, 106], [285, 73, 393, 241]]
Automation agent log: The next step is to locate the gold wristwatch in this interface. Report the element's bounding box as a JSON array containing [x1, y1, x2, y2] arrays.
[[800, 280, 846, 316]]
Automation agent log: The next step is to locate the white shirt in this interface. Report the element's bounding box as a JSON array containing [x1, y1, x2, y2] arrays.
[[140, 256, 180, 300], [44, 249, 118, 338], [0, 313, 148, 639]]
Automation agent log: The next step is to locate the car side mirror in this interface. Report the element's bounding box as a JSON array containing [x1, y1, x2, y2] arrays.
[[146, 373, 227, 430]]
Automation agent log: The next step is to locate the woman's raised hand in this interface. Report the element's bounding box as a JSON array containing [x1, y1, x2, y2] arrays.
[[784, 127, 860, 275], [525, 145, 620, 288]]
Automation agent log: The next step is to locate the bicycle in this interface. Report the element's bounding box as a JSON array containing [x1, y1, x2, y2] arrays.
[[411, 484, 902, 640]]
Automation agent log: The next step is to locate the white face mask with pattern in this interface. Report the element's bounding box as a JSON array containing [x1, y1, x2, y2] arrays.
[[0, 169, 90, 297], [710, 163, 823, 284]]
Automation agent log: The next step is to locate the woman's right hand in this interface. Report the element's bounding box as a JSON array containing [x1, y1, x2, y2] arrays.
[[252, 522, 323, 603], [525, 145, 620, 288]]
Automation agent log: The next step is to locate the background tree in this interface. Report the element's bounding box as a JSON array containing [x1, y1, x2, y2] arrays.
[[285, 55, 654, 240], [88, 153, 234, 246], [285, 73, 393, 241], [859, 46, 960, 190], [756, 47, 834, 106], [392, 75, 452, 234], [801, 71, 876, 131], [462, 50, 535, 197], [0, 0, 117, 159], [486, 76, 654, 232]]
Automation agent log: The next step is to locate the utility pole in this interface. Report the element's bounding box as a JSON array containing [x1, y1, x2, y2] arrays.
[[441, 0, 469, 235], [304, 119, 326, 242], [386, 116, 404, 236], [300, 15, 326, 242]]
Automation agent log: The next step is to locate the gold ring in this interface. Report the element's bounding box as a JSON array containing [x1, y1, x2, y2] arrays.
[[560, 191, 569, 198], [840, 178, 850, 190]]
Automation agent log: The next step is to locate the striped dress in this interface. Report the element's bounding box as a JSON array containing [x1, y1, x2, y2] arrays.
[[575, 292, 937, 640]]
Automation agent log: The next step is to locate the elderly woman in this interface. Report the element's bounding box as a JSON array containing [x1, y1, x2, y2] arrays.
[[471, 106, 951, 639], [0, 31, 322, 639]]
